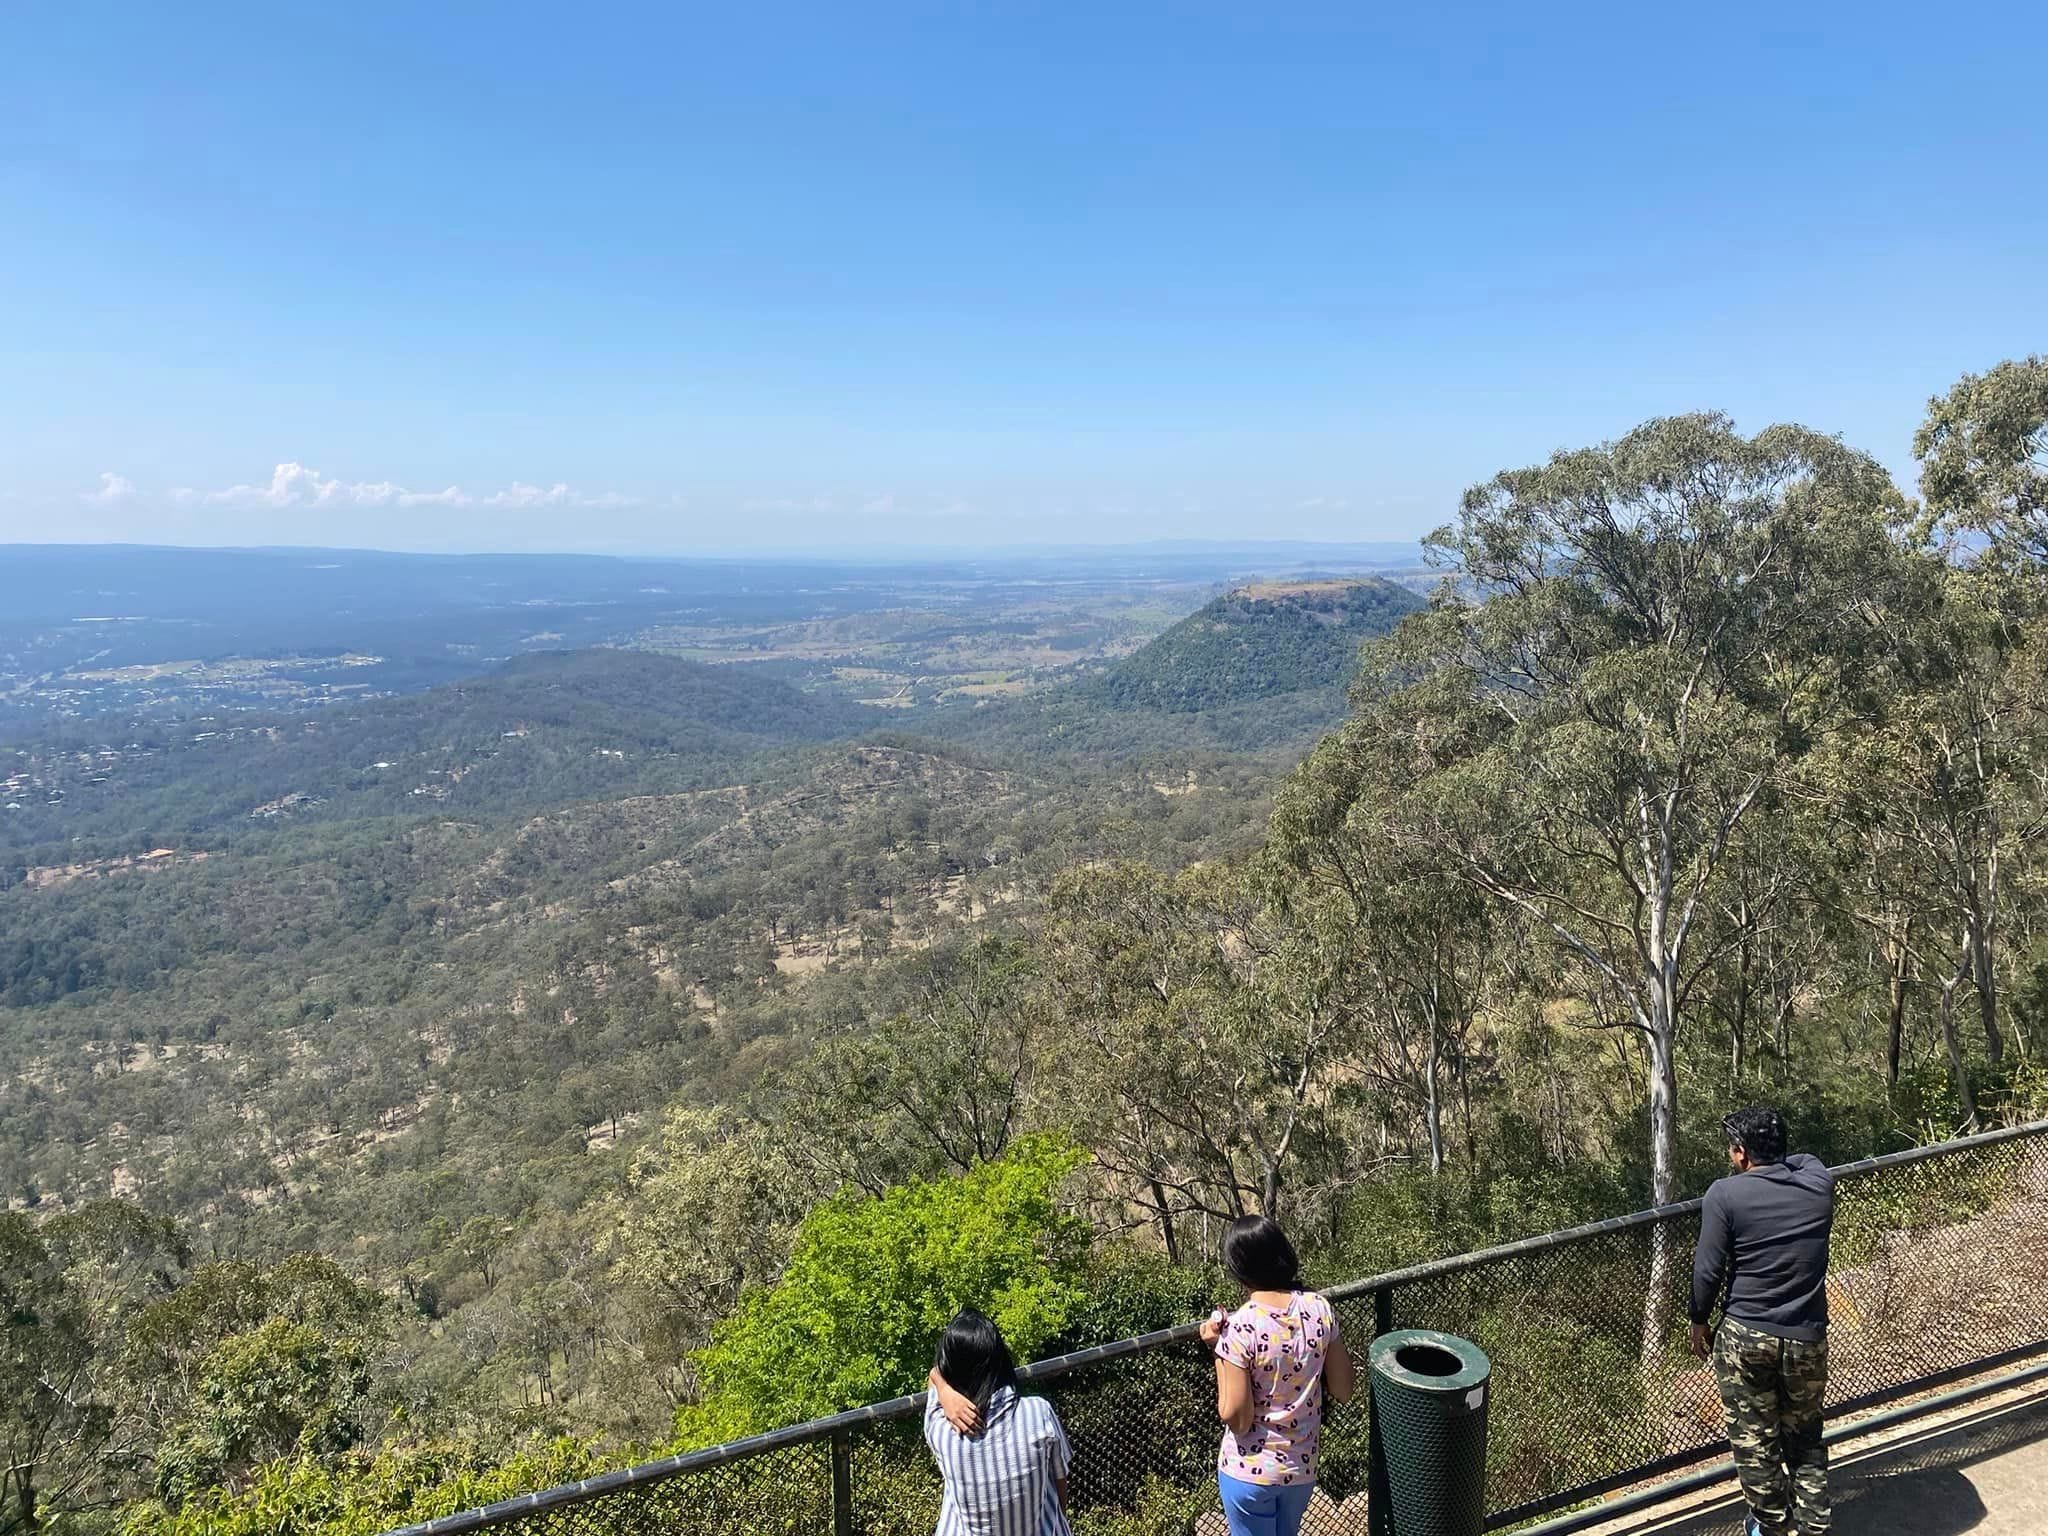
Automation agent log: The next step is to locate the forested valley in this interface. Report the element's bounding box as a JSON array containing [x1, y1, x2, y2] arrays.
[[6, 358, 2048, 1536]]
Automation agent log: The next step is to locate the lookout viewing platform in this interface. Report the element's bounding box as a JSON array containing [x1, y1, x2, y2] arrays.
[[1579, 1376, 2048, 1536], [385, 1120, 2048, 1536]]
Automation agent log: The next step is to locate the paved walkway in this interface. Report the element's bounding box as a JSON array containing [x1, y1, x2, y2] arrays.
[[1595, 1387, 2048, 1536]]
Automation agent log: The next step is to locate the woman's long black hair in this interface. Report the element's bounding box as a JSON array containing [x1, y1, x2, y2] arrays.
[[934, 1307, 1019, 1417], [1223, 1214, 1303, 1291]]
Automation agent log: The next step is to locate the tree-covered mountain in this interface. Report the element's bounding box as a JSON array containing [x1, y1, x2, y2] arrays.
[[1094, 578, 1423, 713], [918, 578, 1426, 759]]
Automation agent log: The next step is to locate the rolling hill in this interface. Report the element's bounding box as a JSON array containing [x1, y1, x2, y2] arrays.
[[923, 577, 1425, 758], [1096, 578, 1424, 713]]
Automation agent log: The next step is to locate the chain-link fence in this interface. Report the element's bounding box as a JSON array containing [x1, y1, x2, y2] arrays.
[[387, 1120, 2048, 1536]]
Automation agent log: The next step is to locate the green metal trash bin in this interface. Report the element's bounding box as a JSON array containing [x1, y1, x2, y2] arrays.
[[1367, 1328, 1491, 1536]]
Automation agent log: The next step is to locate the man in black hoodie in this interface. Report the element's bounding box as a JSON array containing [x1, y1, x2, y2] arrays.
[[1689, 1106, 1835, 1536]]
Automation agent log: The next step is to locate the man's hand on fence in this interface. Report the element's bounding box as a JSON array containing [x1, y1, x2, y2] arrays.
[[1689, 1323, 1712, 1360]]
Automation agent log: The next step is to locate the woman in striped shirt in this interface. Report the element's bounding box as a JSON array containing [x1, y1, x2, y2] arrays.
[[925, 1309, 1073, 1536]]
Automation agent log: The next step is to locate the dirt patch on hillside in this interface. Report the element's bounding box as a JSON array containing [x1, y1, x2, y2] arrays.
[[24, 848, 209, 888]]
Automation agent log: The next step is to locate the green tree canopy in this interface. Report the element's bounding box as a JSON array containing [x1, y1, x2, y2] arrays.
[[153, 1318, 375, 1505], [1917, 354, 2048, 569], [680, 1135, 1088, 1439], [1365, 413, 1910, 1207], [1, 1203, 186, 1535]]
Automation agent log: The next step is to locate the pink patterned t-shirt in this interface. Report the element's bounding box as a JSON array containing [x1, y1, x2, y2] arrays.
[[1215, 1291, 1337, 1486]]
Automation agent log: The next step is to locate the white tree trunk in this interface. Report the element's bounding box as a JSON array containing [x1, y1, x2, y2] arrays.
[[1639, 1003, 1680, 1365], [1424, 1025, 1445, 1176]]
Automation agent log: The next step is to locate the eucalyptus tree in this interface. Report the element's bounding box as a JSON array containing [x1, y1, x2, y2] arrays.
[[602, 1105, 811, 1406], [1904, 355, 2048, 1100], [1670, 795, 1844, 1089], [1821, 739, 1931, 1092], [1, 1203, 187, 1535], [756, 933, 1044, 1196], [1038, 858, 1376, 1248], [1917, 355, 2048, 571], [1320, 414, 1909, 1349], [1794, 357, 2048, 1124], [1835, 575, 2048, 1121], [829, 933, 1043, 1176], [1271, 752, 1504, 1174]]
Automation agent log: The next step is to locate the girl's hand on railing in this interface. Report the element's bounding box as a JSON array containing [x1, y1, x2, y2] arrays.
[[1199, 1308, 1227, 1348]]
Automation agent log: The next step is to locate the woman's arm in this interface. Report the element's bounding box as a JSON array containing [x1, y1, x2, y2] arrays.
[[1047, 1404, 1074, 1509], [928, 1367, 982, 1435], [1214, 1356, 1254, 1436], [1322, 1329, 1357, 1405]]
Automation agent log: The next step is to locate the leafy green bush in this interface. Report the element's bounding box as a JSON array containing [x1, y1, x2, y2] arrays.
[[154, 1320, 373, 1503], [1052, 1249, 1218, 1350], [679, 1135, 1090, 1441]]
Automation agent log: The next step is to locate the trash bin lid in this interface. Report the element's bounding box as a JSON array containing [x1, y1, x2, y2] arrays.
[[1368, 1328, 1492, 1395]]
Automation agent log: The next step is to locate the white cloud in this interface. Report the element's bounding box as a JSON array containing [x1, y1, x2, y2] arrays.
[[183, 462, 635, 511], [81, 472, 137, 505], [745, 495, 837, 514], [479, 482, 575, 508], [205, 462, 395, 507]]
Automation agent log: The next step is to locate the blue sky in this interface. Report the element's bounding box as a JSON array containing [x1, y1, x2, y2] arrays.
[[4, 2, 2044, 555]]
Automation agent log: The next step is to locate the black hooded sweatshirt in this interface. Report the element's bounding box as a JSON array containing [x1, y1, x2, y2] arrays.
[[1689, 1153, 1835, 1342]]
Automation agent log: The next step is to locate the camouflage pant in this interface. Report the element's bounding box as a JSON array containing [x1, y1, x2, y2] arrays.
[[1712, 1317, 1829, 1536]]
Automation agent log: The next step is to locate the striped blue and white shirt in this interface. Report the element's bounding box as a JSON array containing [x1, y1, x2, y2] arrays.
[[923, 1385, 1073, 1536]]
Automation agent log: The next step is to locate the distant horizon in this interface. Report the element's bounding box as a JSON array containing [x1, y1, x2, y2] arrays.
[[0, 535, 1430, 567]]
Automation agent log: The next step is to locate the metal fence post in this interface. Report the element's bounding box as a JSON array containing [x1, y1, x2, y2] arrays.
[[1367, 1282, 1395, 1536], [832, 1426, 855, 1536]]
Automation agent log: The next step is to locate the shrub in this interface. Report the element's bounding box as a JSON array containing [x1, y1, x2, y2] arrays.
[[680, 1135, 1090, 1440]]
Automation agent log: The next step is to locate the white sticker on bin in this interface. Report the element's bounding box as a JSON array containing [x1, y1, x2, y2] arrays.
[[1465, 1386, 1485, 1410]]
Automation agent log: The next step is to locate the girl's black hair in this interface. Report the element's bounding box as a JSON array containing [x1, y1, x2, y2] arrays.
[[1223, 1214, 1303, 1291], [934, 1307, 1019, 1417]]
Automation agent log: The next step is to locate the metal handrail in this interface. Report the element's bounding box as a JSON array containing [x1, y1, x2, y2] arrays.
[[387, 1116, 2048, 1536]]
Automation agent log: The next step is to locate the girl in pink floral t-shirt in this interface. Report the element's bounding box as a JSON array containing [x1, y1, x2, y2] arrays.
[[1199, 1216, 1356, 1536]]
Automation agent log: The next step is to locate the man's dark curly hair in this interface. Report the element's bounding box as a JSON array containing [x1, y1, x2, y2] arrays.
[[1722, 1106, 1787, 1164]]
